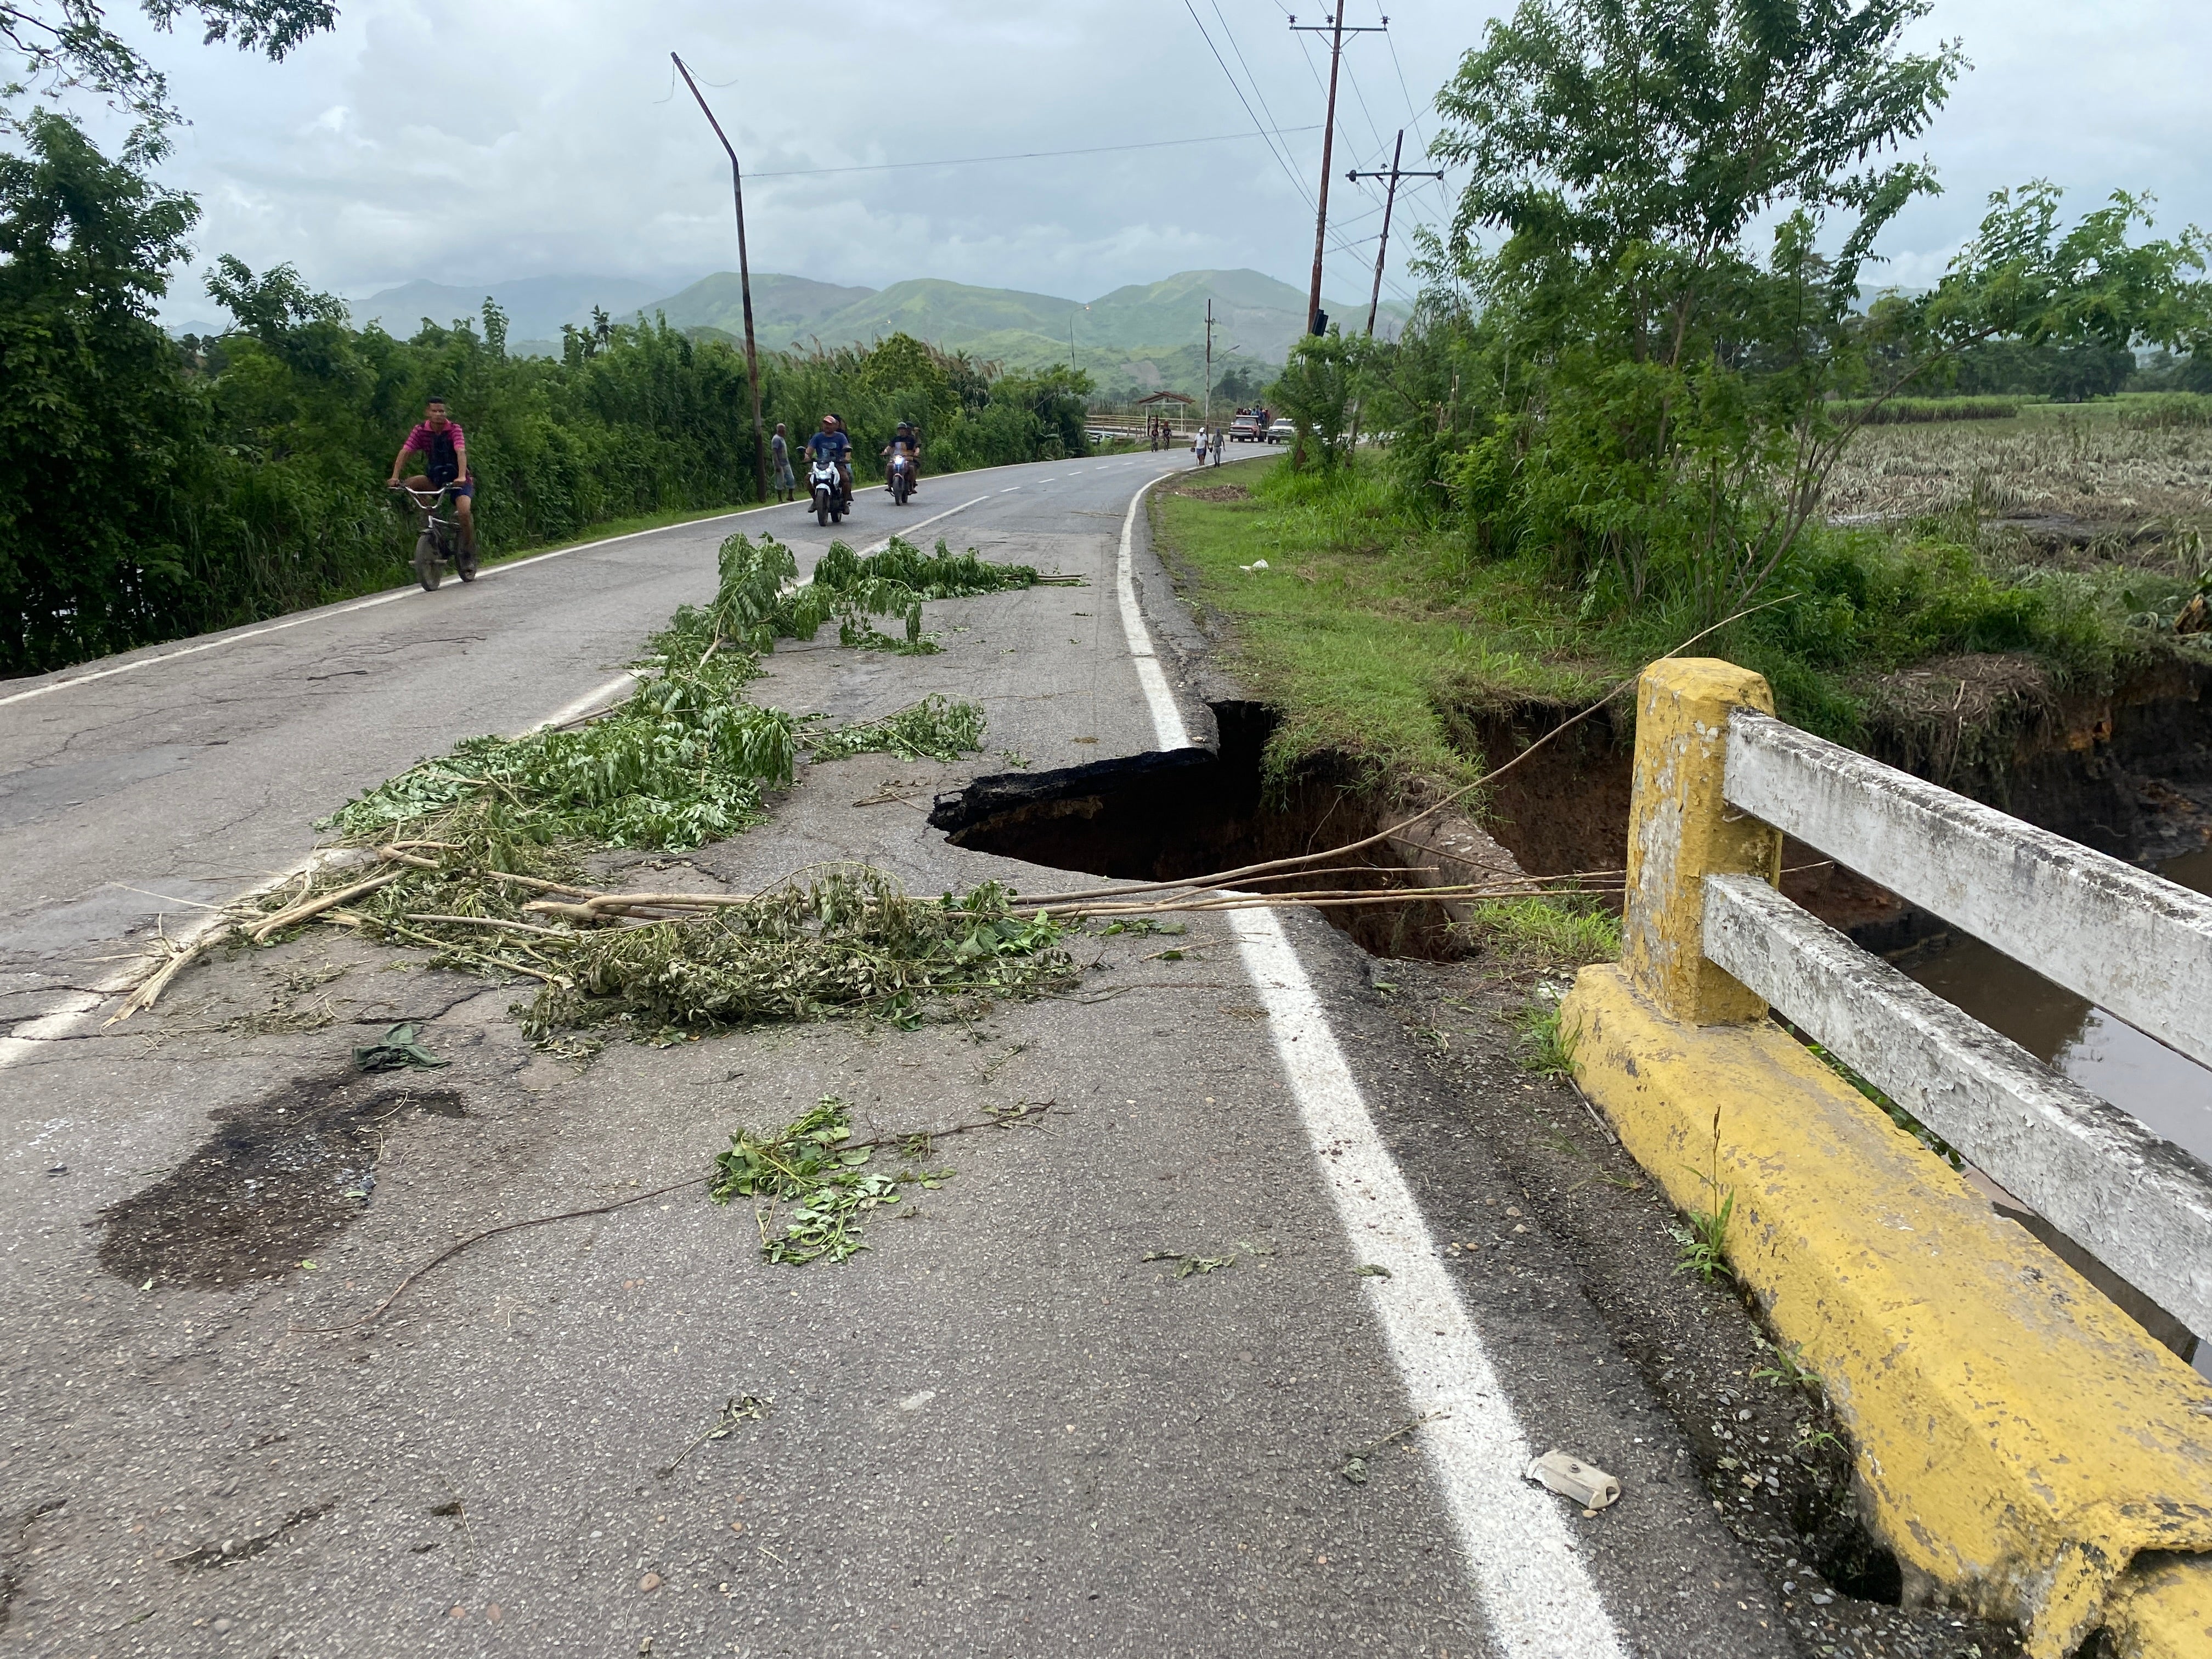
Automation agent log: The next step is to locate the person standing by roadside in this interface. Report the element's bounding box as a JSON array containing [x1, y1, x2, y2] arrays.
[[770, 423, 794, 503]]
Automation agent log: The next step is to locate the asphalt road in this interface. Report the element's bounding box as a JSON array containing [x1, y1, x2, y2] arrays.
[[0, 452, 1793, 1656]]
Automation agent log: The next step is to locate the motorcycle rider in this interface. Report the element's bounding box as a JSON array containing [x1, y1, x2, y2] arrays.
[[882, 420, 921, 495], [387, 396, 476, 562], [806, 414, 853, 510]]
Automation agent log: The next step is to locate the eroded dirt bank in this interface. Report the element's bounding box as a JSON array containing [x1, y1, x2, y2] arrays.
[[1454, 651, 2212, 946]]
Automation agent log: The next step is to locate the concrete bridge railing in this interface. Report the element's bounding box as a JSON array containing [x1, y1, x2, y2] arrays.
[[1560, 658, 2212, 1659], [1714, 699, 2212, 1340]]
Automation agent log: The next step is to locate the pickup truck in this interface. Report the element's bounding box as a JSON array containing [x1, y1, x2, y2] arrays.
[[1230, 411, 1267, 442]]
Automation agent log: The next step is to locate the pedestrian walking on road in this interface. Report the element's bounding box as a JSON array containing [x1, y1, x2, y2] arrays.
[[1192, 424, 1209, 467], [770, 423, 794, 503], [1209, 426, 1224, 466]]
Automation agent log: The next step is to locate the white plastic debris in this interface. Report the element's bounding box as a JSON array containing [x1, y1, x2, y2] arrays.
[[1237, 558, 1271, 573], [1526, 1448, 1621, 1511]]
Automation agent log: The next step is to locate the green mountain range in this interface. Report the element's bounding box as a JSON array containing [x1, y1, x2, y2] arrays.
[[645, 267, 1400, 386], [352, 267, 1406, 398]]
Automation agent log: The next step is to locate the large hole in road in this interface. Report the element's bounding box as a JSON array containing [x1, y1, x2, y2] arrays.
[[928, 702, 1463, 960]]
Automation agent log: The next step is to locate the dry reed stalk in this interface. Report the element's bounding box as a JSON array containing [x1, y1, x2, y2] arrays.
[[479, 870, 599, 898], [250, 867, 409, 942], [1045, 878, 1625, 919], [105, 923, 207, 1025], [402, 913, 579, 940]]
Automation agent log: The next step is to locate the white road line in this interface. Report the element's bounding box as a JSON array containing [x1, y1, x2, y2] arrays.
[[531, 673, 639, 733], [1000, 487, 1021, 494], [0, 588, 422, 710], [1115, 473, 1193, 750], [1113, 469, 1628, 1655], [0, 444, 1123, 712], [0, 665, 655, 1075], [0, 857, 318, 1074], [1226, 912, 1629, 1657], [857, 494, 991, 556], [0, 509, 774, 711]]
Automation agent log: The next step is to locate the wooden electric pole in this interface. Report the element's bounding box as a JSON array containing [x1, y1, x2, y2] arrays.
[[673, 53, 769, 505], [1290, 10, 1389, 340], [1347, 129, 1443, 337]]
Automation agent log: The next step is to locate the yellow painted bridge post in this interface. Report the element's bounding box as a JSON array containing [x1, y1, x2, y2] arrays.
[[1620, 658, 1780, 1024]]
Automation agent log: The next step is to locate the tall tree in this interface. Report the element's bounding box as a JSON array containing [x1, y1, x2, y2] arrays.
[[3, 0, 337, 126], [0, 111, 200, 668], [1409, 0, 2210, 620]]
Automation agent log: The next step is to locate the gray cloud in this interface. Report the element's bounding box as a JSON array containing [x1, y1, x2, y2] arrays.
[[110, 0, 2212, 320]]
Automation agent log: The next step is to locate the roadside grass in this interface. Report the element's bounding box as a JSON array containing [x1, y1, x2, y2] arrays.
[[1509, 1000, 1579, 1079], [1459, 893, 1622, 967], [1149, 455, 1602, 791], [1155, 447, 2203, 778]]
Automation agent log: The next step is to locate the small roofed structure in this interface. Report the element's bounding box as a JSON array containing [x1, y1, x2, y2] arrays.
[[1135, 390, 1197, 444]]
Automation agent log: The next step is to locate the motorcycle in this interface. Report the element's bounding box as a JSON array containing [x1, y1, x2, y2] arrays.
[[392, 481, 473, 590], [809, 458, 847, 526], [887, 450, 916, 505]]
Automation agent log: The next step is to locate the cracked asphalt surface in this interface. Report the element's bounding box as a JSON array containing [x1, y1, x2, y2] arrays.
[[3, 452, 1806, 1655]]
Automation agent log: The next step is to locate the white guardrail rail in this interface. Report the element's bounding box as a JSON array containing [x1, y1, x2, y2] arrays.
[[1704, 708, 2212, 1339]]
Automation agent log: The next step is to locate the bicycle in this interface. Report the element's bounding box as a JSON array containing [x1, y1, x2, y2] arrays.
[[391, 482, 475, 591]]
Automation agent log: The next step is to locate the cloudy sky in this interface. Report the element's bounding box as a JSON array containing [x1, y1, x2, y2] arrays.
[[93, 0, 2212, 320]]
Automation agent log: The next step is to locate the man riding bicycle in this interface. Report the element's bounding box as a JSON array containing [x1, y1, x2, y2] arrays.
[[807, 414, 853, 510], [387, 396, 477, 562]]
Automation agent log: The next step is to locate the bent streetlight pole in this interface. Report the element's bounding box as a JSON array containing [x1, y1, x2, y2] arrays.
[[673, 53, 769, 505]]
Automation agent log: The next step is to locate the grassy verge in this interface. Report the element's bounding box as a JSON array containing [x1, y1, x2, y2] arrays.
[[1152, 449, 2206, 786], [1149, 456, 1605, 788]]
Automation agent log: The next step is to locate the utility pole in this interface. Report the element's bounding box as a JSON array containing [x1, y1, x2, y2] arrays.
[[673, 53, 769, 505], [1347, 129, 1443, 338], [1289, 10, 1389, 340], [1204, 298, 1215, 426]]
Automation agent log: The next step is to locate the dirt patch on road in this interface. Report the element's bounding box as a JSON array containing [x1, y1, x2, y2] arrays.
[[98, 1074, 464, 1290]]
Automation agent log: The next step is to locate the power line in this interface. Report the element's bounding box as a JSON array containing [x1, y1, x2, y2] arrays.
[[1381, 30, 1455, 220], [1193, 2, 1415, 314], [1340, 24, 1391, 159], [1211, 0, 1309, 202], [1183, 1, 1318, 211], [1289, 9, 1390, 337], [747, 123, 1323, 180], [1384, 28, 1431, 145]]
